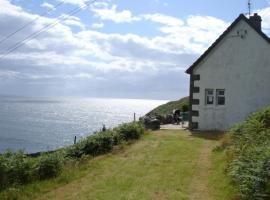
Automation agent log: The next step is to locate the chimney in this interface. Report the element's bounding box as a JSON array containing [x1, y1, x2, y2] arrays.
[[249, 13, 262, 31]]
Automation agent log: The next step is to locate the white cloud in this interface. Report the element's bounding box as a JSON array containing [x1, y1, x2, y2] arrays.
[[143, 13, 183, 26], [153, 0, 168, 7], [41, 2, 55, 10], [92, 22, 104, 29], [60, 14, 85, 29], [0, 0, 245, 98], [91, 5, 141, 23], [0, 0, 230, 71], [155, 15, 229, 54], [55, 0, 111, 7], [186, 15, 228, 31], [27, 72, 93, 80], [0, 70, 19, 79], [0, 0, 230, 75], [0, 0, 23, 14], [257, 7, 270, 30], [58, 0, 88, 7]]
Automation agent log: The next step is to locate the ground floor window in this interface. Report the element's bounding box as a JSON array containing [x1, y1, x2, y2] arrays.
[[216, 89, 225, 105], [205, 89, 226, 106], [205, 89, 214, 105]]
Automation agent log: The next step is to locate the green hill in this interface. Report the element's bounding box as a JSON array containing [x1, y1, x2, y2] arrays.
[[147, 96, 189, 116]]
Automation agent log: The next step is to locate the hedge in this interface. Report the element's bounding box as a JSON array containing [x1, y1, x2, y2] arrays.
[[0, 122, 145, 190], [225, 107, 270, 200]]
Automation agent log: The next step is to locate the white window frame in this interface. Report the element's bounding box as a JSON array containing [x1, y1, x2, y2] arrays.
[[205, 89, 214, 105], [216, 89, 225, 106]]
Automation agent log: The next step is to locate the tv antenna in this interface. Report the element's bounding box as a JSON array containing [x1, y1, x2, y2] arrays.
[[248, 0, 252, 17]]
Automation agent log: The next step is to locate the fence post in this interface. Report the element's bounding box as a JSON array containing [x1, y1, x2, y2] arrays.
[[134, 113, 136, 122], [74, 136, 77, 144]]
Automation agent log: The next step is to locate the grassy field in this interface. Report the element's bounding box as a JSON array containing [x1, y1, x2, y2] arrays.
[[0, 130, 237, 200]]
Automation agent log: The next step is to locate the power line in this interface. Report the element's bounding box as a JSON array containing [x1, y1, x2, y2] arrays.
[[260, 6, 270, 19], [0, 0, 67, 45], [0, 0, 99, 61]]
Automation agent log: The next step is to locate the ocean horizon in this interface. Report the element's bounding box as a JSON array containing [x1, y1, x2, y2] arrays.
[[0, 96, 167, 153]]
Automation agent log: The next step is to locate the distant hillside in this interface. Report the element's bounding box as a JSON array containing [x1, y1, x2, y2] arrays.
[[147, 96, 189, 116]]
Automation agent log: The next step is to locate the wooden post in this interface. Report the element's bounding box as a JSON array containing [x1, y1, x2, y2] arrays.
[[134, 113, 136, 122], [74, 136, 77, 144]]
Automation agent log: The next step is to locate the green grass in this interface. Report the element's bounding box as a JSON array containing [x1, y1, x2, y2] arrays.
[[0, 130, 237, 200], [210, 149, 238, 200], [147, 96, 189, 116]]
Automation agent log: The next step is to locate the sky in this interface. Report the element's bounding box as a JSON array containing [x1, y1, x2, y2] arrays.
[[0, 0, 269, 100]]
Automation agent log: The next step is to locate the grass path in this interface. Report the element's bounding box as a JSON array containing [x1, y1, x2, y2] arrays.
[[1, 130, 236, 200], [188, 140, 213, 200]]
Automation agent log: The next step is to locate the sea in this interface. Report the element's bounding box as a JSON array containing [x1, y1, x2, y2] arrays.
[[0, 96, 167, 153]]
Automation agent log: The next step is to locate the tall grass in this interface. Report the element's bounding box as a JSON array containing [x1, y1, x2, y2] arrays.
[[0, 122, 145, 191], [225, 107, 270, 200]]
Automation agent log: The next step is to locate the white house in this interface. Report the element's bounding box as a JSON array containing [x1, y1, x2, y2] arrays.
[[186, 13, 270, 131]]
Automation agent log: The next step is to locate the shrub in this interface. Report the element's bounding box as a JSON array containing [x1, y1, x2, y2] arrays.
[[82, 131, 114, 156], [117, 122, 144, 141], [250, 108, 270, 129], [0, 150, 35, 188], [0, 122, 145, 191], [226, 107, 270, 200], [65, 142, 85, 159], [36, 153, 63, 180], [106, 130, 122, 145], [0, 155, 7, 188], [65, 124, 145, 158]]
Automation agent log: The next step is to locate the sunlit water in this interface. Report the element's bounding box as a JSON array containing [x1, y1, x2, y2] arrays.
[[0, 96, 167, 153]]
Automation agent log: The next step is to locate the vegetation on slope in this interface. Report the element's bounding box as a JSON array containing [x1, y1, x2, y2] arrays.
[[0, 122, 145, 192], [0, 130, 236, 200], [147, 96, 189, 116], [222, 106, 270, 200]]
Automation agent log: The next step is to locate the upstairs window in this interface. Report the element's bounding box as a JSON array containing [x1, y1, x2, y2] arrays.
[[205, 89, 214, 105], [216, 89, 225, 105]]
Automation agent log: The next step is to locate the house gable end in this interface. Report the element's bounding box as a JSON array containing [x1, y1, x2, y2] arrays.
[[185, 14, 270, 74]]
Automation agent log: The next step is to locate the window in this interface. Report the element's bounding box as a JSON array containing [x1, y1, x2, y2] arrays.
[[216, 89, 225, 105], [205, 89, 214, 105]]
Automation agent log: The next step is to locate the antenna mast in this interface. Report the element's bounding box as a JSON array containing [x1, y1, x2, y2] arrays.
[[248, 0, 252, 17]]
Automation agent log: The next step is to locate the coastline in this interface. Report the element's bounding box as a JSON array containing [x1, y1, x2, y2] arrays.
[[0, 97, 167, 154]]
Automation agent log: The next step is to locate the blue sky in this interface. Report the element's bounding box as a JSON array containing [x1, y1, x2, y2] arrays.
[[0, 0, 269, 100]]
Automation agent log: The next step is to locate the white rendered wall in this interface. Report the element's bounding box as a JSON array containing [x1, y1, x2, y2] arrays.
[[192, 20, 270, 131]]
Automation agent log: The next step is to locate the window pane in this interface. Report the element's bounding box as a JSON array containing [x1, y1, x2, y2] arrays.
[[216, 89, 225, 105], [205, 89, 214, 105], [217, 96, 225, 105], [218, 90, 225, 95], [207, 90, 213, 95], [207, 96, 214, 104]]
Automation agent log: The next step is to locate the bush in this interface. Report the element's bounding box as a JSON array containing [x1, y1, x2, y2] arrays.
[[117, 122, 144, 141], [0, 155, 7, 188], [226, 107, 270, 200], [82, 131, 114, 156], [107, 130, 122, 145], [36, 153, 63, 180], [0, 151, 34, 188], [65, 142, 85, 159], [65, 123, 145, 158], [0, 122, 145, 191]]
